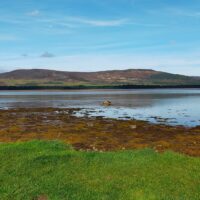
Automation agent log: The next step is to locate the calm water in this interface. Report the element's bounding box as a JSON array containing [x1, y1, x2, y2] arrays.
[[0, 89, 200, 127]]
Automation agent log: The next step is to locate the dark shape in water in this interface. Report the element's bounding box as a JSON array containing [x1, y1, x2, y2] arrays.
[[102, 101, 112, 106]]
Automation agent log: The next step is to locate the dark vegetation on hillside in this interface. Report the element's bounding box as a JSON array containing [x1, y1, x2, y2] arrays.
[[0, 69, 199, 88]]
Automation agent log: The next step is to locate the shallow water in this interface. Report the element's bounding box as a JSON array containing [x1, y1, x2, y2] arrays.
[[0, 89, 200, 126]]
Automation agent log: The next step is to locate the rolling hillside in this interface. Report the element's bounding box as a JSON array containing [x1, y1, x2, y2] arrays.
[[0, 68, 199, 87]]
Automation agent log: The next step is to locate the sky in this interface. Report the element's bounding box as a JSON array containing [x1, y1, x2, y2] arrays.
[[0, 0, 200, 75]]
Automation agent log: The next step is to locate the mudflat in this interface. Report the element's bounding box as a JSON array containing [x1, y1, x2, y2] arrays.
[[0, 107, 199, 156]]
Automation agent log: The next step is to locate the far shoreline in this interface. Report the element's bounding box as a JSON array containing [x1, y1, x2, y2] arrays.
[[0, 85, 200, 90]]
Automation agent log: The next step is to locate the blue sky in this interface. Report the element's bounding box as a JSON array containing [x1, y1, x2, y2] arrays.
[[0, 0, 200, 75]]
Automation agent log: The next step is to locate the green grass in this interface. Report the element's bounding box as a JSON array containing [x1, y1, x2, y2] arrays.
[[0, 141, 200, 200]]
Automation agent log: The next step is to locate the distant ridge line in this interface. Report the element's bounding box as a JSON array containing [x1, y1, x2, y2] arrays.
[[0, 68, 199, 87]]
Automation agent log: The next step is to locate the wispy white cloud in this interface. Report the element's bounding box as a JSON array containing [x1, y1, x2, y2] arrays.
[[0, 34, 18, 41], [0, 10, 164, 33], [148, 7, 200, 18], [54, 40, 172, 51], [36, 16, 128, 28], [36, 18, 77, 28], [67, 17, 127, 27], [27, 9, 41, 17], [167, 8, 200, 17], [0, 14, 128, 31], [128, 21, 165, 27]]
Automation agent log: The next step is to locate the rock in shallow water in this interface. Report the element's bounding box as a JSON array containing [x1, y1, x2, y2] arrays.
[[102, 101, 112, 106]]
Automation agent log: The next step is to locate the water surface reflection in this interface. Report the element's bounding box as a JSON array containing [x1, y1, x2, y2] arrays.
[[0, 89, 200, 126]]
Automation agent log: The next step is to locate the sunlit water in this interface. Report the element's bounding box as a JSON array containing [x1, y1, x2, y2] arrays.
[[0, 89, 200, 127]]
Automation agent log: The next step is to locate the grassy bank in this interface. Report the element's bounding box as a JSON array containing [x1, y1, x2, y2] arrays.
[[0, 141, 200, 200]]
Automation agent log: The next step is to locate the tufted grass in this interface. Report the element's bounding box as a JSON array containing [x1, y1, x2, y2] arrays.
[[0, 140, 200, 200]]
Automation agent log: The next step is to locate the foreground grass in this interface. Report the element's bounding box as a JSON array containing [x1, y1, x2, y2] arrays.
[[0, 141, 200, 200]]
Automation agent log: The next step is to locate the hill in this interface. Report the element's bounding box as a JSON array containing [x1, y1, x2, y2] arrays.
[[0, 68, 199, 88]]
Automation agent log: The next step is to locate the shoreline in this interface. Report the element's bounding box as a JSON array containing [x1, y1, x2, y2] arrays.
[[0, 85, 200, 90], [0, 107, 199, 156]]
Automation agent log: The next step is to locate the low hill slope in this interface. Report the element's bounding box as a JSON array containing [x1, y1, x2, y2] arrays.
[[0, 68, 199, 87]]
